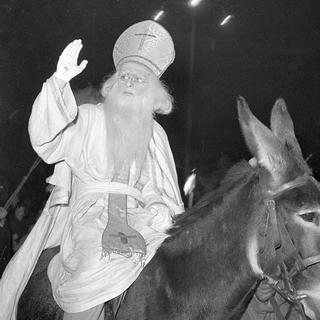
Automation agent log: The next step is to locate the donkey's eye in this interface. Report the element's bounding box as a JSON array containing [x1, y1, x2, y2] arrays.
[[299, 212, 317, 223]]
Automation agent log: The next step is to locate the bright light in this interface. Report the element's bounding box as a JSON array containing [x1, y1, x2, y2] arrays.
[[220, 14, 233, 26], [153, 10, 164, 21], [188, 0, 203, 8]]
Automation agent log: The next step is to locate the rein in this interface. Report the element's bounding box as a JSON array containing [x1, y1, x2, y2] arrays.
[[259, 175, 320, 319]]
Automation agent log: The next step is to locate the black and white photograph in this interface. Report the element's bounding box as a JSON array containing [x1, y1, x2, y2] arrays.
[[1, 1, 320, 319]]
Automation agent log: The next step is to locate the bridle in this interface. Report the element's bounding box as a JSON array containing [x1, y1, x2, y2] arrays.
[[258, 175, 320, 320]]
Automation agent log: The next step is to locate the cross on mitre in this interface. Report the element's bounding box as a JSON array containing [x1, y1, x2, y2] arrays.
[[135, 27, 157, 51]]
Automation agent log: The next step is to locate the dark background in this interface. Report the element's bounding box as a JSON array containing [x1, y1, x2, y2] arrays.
[[1, 0, 320, 204]]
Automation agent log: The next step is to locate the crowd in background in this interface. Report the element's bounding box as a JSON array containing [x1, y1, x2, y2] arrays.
[[0, 198, 45, 277], [0, 164, 50, 277]]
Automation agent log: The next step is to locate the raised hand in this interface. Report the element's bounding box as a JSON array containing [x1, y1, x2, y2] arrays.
[[54, 39, 88, 82]]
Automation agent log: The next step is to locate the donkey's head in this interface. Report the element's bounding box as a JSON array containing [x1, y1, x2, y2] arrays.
[[238, 97, 320, 319]]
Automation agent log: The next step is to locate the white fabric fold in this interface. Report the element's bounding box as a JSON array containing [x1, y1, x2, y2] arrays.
[[76, 181, 145, 205]]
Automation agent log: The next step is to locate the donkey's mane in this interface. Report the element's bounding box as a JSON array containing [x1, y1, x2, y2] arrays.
[[219, 160, 255, 193], [168, 160, 256, 234]]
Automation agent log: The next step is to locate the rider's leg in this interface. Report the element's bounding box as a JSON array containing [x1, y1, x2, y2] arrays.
[[63, 304, 105, 320]]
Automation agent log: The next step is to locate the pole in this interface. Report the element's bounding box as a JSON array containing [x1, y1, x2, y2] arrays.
[[4, 157, 41, 210], [184, 10, 196, 178]]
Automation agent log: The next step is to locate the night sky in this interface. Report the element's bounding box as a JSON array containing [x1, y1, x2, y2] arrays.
[[1, 0, 320, 198]]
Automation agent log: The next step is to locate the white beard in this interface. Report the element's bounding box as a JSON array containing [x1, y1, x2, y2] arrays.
[[103, 86, 154, 180]]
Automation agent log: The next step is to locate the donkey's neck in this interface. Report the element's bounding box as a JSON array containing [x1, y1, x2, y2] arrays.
[[158, 166, 261, 317], [165, 161, 257, 254]]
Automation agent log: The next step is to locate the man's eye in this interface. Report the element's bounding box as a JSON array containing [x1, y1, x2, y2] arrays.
[[120, 74, 128, 80], [300, 212, 317, 223], [132, 75, 144, 83]]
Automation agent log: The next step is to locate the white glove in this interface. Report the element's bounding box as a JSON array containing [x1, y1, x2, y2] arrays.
[[148, 204, 173, 232], [54, 39, 88, 82]]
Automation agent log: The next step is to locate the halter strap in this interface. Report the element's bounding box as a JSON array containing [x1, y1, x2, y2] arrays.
[[266, 175, 313, 199], [258, 175, 320, 320], [267, 175, 320, 271]]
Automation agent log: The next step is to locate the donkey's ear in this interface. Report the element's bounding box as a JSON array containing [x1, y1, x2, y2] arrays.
[[270, 98, 303, 158], [237, 97, 289, 184]]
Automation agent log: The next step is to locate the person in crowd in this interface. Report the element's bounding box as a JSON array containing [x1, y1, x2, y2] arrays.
[[0, 207, 12, 277], [0, 20, 184, 320], [8, 204, 29, 252]]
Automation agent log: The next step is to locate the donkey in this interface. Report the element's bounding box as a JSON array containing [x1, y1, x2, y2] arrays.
[[18, 97, 320, 319]]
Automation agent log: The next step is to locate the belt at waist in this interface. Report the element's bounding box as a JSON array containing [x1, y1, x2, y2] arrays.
[[76, 181, 145, 206]]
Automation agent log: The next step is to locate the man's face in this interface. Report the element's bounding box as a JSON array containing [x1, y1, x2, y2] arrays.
[[116, 62, 152, 97], [15, 206, 25, 220], [0, 207, 7, 220]]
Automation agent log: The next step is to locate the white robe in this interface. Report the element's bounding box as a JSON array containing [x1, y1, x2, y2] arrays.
[[0, 76, 184, 319]]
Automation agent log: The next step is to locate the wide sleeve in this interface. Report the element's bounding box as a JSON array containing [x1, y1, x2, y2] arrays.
[[28, 75, 78, 164]]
